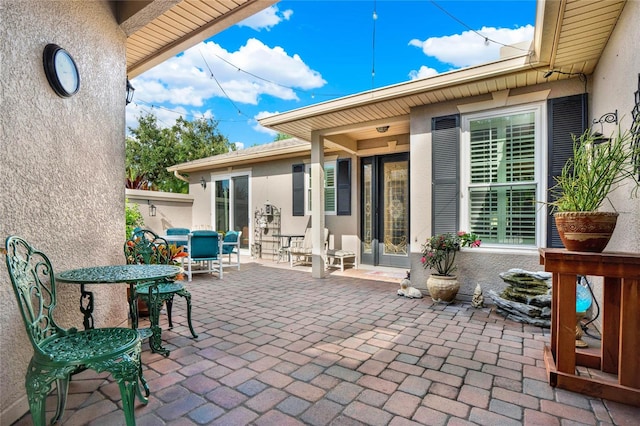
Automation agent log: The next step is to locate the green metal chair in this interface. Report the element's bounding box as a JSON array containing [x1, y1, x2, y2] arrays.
[[124, 229, 198, 340], [4, 236, 146, 426]]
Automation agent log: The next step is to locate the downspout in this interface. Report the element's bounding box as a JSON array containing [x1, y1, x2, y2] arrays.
[[173, 170, 189, 182]]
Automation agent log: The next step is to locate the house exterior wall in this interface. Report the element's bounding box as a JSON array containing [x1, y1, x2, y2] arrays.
[[586, 0, 640, 330], [0, 1, 127, 422], [408, 80, 588, 299], [192, 152, 360, 255], [126, 189, 194, 234]]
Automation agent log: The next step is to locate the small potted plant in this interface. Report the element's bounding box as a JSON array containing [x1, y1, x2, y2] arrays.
[[421, 231, 481, 303], [549, 124, 640, 252]]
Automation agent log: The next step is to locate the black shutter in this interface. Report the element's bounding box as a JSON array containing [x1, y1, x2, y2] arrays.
[[547, 94, 588, 247], [336, 158, 351, 215], [432, 115, 460, 234], [292, 164, 305, 216]]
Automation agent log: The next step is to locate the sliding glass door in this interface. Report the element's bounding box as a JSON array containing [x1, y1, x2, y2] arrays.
[[213, 174, 249, 249]]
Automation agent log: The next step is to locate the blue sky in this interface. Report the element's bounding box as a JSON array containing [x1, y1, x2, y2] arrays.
[[126, 0, 536, 148]]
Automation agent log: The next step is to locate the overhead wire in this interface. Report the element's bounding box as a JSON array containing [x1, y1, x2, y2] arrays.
[[200, 49, 250, 118], [428, 0, 531, 52], [371, 0, 377, 90]]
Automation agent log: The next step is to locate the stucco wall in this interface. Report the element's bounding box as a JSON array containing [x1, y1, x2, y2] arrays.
[[0, 1, 126, 422], [408, 79, 587, 300], [126, 189, 194, 235], [587, 0, 640, 330]]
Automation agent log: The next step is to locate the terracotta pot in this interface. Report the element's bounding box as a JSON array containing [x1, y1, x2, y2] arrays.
[[554, 211, 618, 253], [426, 274, 459, 303]]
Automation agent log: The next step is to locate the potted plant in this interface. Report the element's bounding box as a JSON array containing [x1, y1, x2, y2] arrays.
[[421, 231, 481, 303], [549, 125, 640, 252]]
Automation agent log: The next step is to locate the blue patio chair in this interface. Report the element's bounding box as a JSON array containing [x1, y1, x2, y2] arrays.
[[222, 230, 242, 270], [165, 227, 190, 248], [124, 229, 198, 339], [184, 230, 223, 281], [4, 236, 146, 425]]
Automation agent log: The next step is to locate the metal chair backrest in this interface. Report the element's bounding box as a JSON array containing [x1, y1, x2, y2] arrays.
[[166, 227, 190, 247], [4, 236, 65, 357], [125, 228, 170, 265], [189, 230, 221, 259]]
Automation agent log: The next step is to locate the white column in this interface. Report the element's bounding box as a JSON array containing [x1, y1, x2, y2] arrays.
[[310, 131, 326, 278]]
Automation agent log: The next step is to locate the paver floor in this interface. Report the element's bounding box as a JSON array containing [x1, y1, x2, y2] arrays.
[[13, 258, 640, 425]]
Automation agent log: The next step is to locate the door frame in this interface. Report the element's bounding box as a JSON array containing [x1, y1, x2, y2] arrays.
[[360, 153, 410, 268]]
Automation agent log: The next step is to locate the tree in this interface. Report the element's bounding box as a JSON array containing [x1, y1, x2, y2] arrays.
[[126, 113, 235, 193], [274, 132, 291, 141]]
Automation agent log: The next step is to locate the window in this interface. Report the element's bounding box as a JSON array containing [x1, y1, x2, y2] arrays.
[[461, 105, 545, 247], [292, 158, 351, 216], [306, 161, 336, 214]]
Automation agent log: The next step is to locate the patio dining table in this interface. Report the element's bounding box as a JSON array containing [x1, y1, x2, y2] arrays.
[[56, 264, 182, 356]]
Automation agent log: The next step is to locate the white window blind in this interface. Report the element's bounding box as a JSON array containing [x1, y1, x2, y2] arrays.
[[306, 162, 337, 214], [467, 112, 537, 245]]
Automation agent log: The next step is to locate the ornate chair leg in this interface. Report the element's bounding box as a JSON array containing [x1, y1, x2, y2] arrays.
[[25, 365, 52, 426], [117, 378, 139, 426], [166, 295, 174, 328], [136, 362, 150, 402], [51, 376, 71, 424], [178, 289, 198, 338]]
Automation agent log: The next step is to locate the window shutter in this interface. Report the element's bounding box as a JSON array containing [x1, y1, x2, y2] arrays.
[[292, 164, 305, 216], [336, 158, 351, 215], [546, 94, 588, 247], [432, 115, 460, 234]]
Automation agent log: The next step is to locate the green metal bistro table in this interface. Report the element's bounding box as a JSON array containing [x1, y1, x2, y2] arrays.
[[56, 264, 182, 356]]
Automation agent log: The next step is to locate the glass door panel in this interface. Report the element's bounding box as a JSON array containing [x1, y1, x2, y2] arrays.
[[232, 175, 249, 249], [361, 154, 409, 268]]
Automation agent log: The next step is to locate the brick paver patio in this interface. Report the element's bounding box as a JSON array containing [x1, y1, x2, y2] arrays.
[[13, 258, 640, 425]]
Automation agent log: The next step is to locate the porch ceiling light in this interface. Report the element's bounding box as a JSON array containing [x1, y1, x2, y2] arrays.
[[376, 126, 389, 133]]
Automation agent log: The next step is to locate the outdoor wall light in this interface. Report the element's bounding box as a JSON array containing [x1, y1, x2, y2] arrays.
[[126, 78, 135, 105], [376, 126, 389, 133], [147, 200, 156, 217], [200, 177, 207, 190], [593, 110, 618, 126]]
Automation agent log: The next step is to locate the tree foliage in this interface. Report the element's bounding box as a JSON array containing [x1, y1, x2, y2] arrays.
[[126, 113, 236, 193]]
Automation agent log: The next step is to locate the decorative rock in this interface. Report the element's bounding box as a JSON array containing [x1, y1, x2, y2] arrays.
[[397, 271, 423, 299], [471, 284, 484, 308], [489, 269, 552, 327]]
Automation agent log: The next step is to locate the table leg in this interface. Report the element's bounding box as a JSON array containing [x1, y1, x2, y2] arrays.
[[148, 282, 170, 356], [556, 273, 577, 374], [602, 277, 621, 374], [79, 284, 95, 330], [619, 278, 640, 388]]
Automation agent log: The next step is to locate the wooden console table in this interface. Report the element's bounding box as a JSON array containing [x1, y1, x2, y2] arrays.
[[539, 249, 640, 406]]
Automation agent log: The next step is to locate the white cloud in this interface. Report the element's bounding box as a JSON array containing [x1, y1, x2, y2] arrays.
[[131, 39, 325, 107], [408, 66, 439, 81], [237, 5, 293, 31], [409, 25, 534, 68], [252, 111, 279, 136]]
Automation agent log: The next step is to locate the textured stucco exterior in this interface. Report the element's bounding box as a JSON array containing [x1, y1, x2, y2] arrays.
[[0, 1, 127, 422], [583, 0, 640, 330], [408, 79, 588, 299]]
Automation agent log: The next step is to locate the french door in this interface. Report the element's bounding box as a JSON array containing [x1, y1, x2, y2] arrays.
[[213, 174, 249, 249], [361, 154, 410, 267]]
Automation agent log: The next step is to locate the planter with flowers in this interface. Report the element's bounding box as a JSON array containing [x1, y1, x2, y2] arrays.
[[421, 231, 481, 303]]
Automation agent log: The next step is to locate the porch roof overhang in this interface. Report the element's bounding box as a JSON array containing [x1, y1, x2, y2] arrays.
[[167, 138, 313, 173], [258, 0, 626, 144], [120, 0, 278, 78]]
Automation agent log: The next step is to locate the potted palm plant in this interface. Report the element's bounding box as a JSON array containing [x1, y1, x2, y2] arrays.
[[421, 231, 481, 303], [550, 124, 640, 252]]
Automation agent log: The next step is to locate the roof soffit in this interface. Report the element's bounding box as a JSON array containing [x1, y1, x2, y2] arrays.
[[122, 0, 278, 78], [258, 0, 626, 142]]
